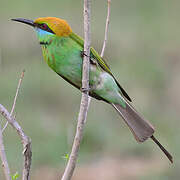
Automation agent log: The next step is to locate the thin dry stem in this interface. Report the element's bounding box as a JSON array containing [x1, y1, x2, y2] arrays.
[[61, 0, 91, 179], [0, 124, 11, 180], [101, 0, 111, 57], [2, 70, 25, 132]]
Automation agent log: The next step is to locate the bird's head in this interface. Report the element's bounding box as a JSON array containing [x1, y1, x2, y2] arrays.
[[11, 17, 72, 38]]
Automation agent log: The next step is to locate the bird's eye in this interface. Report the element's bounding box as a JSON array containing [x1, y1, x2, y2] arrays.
[[37, 23, 55, 34], [40, 23, 48, 30]]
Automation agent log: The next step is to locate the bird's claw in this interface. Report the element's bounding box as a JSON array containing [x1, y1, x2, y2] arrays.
[[80, 87, 90, 94], [81, 50, 90, 58]]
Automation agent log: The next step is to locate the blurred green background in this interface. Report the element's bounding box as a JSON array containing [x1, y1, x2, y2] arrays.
[[0, 0, 180, 179]]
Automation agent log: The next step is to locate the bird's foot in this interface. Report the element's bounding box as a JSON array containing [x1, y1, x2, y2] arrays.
[[81, 51, 97, 65], [81, 50, 90, 58], [80, 87, 91, 94]]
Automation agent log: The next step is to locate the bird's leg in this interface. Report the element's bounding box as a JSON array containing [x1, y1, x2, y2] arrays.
[[80, 87, 91, 94], [81, 50, 98, 67], [80, 50, 94, 94], [80, 51, 98, 93], [81, 50, 90, 58], [80, 50, 89, 94], [80, 83, 96, 94]]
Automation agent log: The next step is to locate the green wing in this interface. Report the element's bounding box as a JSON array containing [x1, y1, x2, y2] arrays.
[[69, 32, 132, 102]]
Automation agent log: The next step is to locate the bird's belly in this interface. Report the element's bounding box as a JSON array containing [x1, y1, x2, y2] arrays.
[[57, 61, 82, 88], [43, 48, 123, 104]]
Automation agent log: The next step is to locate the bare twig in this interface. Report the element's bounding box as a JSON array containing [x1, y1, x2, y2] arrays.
[[61, 0, 91, 180], [2, 70, 25, 132], [0, 104, 32, 180], [61, 0, 111, 179], [101, 0, 111, 57], [0, 124, 11, 180]]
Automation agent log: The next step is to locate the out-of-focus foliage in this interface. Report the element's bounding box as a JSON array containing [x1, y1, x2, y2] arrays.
[[0, 0, 179, 179]]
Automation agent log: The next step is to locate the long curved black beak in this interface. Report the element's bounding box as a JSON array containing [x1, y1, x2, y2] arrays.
[[11, 18, 35, 27]]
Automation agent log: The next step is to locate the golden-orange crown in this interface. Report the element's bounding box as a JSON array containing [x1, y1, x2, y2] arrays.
[[34, 17, 72, 37]]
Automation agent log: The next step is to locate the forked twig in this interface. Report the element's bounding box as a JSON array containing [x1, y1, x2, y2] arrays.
[[0, 71, 32, 180], [0, 104, 32, 180]]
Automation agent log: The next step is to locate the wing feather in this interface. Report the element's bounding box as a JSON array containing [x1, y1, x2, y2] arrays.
[[69, 32, 132, 101]]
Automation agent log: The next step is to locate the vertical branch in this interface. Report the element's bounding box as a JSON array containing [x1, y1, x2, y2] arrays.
[[101, 0, 111, 57], [61, 0, 91, 180], [86, 0, 111, 114], [61, 0, 111, 178], [0, 124, 11, 180]]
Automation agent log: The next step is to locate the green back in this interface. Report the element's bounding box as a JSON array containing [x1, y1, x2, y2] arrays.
[[69, 32, 132, 102]]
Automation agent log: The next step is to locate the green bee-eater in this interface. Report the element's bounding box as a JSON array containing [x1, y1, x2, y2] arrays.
[[12, 17, 173, 163]]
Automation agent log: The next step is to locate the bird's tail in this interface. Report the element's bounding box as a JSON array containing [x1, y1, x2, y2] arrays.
[[112, 102, 173, 163], [112, 102, 154, 142]]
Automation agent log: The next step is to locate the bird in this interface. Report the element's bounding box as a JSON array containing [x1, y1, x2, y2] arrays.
[[11, 17, 173, 163]]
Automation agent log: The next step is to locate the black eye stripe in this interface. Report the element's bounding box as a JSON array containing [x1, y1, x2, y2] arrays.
[[40, 24, 47, 29], [36, 23, 55, 34]]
